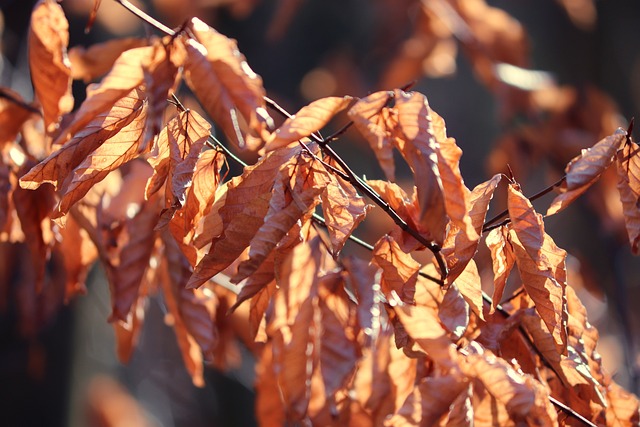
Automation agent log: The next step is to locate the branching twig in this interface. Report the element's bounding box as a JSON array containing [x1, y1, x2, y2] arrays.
[[264, 96, 449, 280], [482, 176, 566, 233]]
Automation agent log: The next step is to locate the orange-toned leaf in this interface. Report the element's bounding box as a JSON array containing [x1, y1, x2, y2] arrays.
[[99, 172, 160, 322], [29, 0, 73, 132], [431, 109, 477, 243], [605, 381, 640, 426], [233, 155, 328, 282], [508, 183, 568, 352], [442, 174, 502, 283], [264, 96, 353, 152], [143, 42, 182, 147], [268, 238, 322, 421], [388, 375, 468, 427], [485, 225, 515, 313], [460, 345, 557, 425], [616, 140, 640, 254], [348, 90, 395, 180], [320, 171, 372, 254], [394, 89, 447, 245], [168, 148, 225, 259], [55, 214, 98, 301], [182, 18, 273, 150], [372, 234, 419, 304], [187, 145, 298, 288], [255, 342, 286, 426], [439, 283, 470, 340], [392, 300, 456, 366], [547, 128, 626, 215], [0, 88, 35, 147], [54, 46, 153, 145], [53, 95, 149, 219], [12, 164, 57, 292], [343, 256, 382, 347], [166, 110, 212, 209], [69, 38, 147, 82], [453, 258, 484, 321], [317, 275, 359, 399], [20, 88, 146, 192]]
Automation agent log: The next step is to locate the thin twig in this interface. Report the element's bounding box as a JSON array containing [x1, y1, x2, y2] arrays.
[[482, 176, 566, 233], [0, 88, 42, 116], [113, 0, 175, 35], [264, 96, 449, 280]]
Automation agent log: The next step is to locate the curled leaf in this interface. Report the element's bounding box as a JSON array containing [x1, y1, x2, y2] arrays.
[[615, 140, 640, 254]]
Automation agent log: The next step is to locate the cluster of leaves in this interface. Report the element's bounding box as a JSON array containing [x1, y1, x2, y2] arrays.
[[1, 0, 640, 425]]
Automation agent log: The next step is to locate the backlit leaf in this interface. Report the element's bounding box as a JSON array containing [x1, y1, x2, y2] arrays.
[[485, 225, 515, 313], [394, 89, 448, 245], [460, 346, 557, 425], [183, 18, 273, 151], [69, 38, 147, 82], [29, 0, 73, 133], [53, 95, 149, 219], [20, 88, 146, 192], [442, 174, 502, 283], [615, 140, 640, 254], [348, 90, 395, 180], [54, 46, 153, 146], [547, 128, 626, 215], [0, 88, 35, 147], [264, 96, 353, 152], [320, 170, 372, 254], [372, 234, 419, 304], [453, 259, 484, 321], [187, 146, 298, 288], [508, 183, 568, 352]]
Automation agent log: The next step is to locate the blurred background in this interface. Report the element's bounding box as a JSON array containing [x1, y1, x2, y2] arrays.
[[1, 0, 639, 425]]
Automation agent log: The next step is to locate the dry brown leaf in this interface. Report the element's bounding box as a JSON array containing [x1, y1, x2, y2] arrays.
[[547, 128, 626, 215], [439, 283, 470, 340], [317, 275, 359, 400], [187, 145, 298, 288], [605, 381, 640, 426], [372, 234, 419, 304], [98, 167, 160, 322], [167, 110, 211, 210], [29, 0, 73, 133], [54, 46, 154, 146], [615, 140, 640, 254], [268, 238, 323, 421], [53, 94, 149, 219], [394, 89, 448, 245], [320, 171, 372, 254], [453, 259, 484, 321], [55, 214, 98, 301], [20, 88, 147, 192], [69, 38, 147, 82], [182, 18, 272, 151], [160, 234, 216, 386], [388, 374, 469, 427], [143, 42, 182, 148], [233, 155, 328, 282], [264, 96, 353, 152], [485, 225, 515, 313], [442, 174, 502, 283], [343, 256, 382, 347], [12, 164, 57, 293], [168, 148, 225, 254], [0, 88, 35, 147], [431, 109, 476, 243], [508, 183, 568, 352], [348, 91, 395, 180], [460, 345, 557, 425], [255, 342, 286, 426]]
